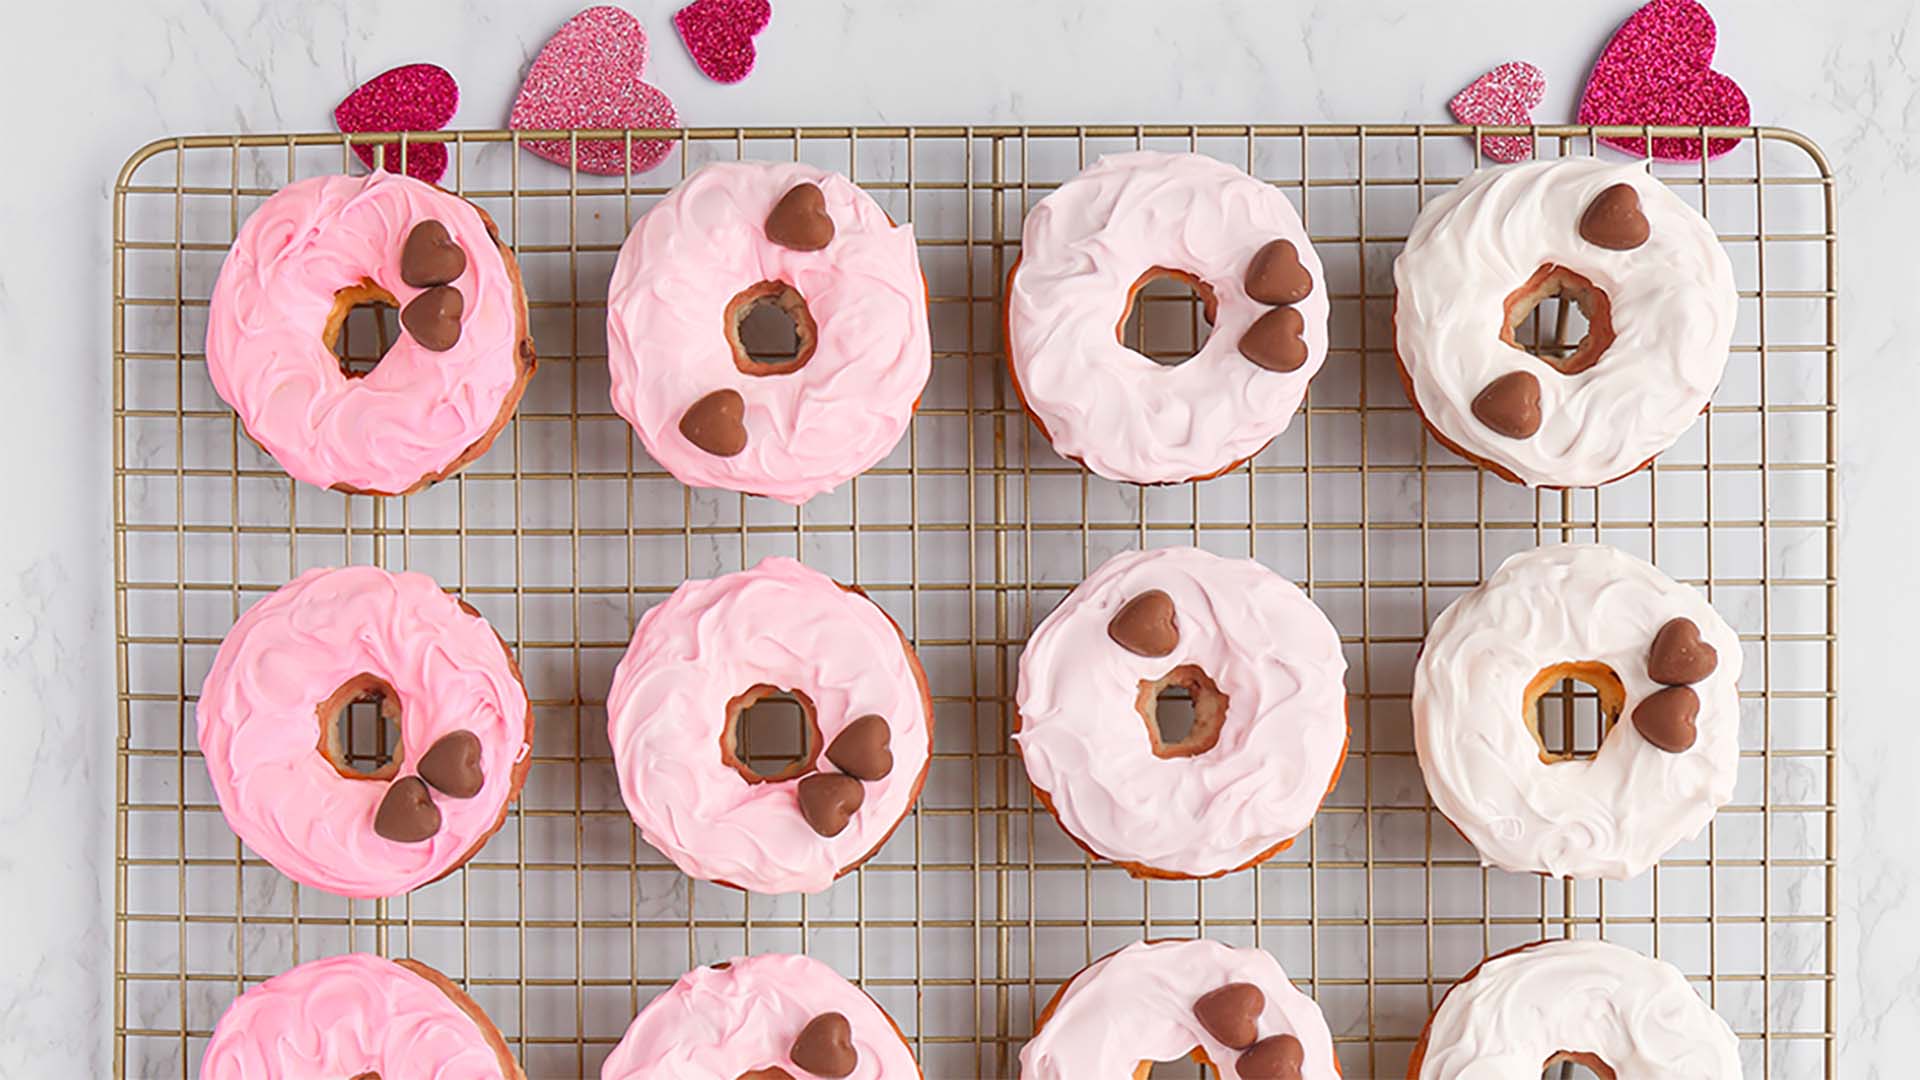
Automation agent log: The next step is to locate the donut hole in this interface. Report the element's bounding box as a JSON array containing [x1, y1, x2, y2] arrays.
[[1118, 268, 1218, 367], [324, 281, 402, 378], [1135, 665, 1229, 759], [726, 281, 818, 376], [1523, 662, 1626, 765], [1543, 1051, 1617, 1079], [721, 684, 823, 783], [1139, 1054, 1213, 1077], [315, 673, 403, 780], [1501, 265, 1616, 376]]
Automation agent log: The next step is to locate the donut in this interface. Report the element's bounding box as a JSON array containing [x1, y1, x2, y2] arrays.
[[606, 557, 933, 894], [1014, 547, 1348, 879], [606, 161, 932, 505], [1406, 938, 1740, 1078], [206, 170, 535, 495], [201, 953, 525, 1079], [1413, 543, 1740, 879], [1393, 158, 1736, 488], [197, 566, 533, 898], [1005, 151, 1330, 484], [601, 953, 920, 1079], [1021, 939, 1340, 1080]]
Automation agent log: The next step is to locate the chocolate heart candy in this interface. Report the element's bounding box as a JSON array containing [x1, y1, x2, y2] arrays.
[[1471, 370, 1542, 439], [797, 773, 864, 837], [401, 285, 464, 351], [1108, 590, 1178, 657], [789, 1011, 857, 1077], [1579, 183, 1651, 251], [1237, 306, 1309, 373], [417, 730, 484, 798], [826, 715, 893, 782], [1237, 1033, 1305, 1080], [373, 776, 441, 843], [766, 183, 834, 251], [1647, 616, 1717, 685], [680, 389, 748, 457], [1245, 239, 1314, 305], [400, 220, 468, 287], [1192, 981, 1265, 1050], [737, 1070, 795, 1080], [1633, 685, 1700, 753]]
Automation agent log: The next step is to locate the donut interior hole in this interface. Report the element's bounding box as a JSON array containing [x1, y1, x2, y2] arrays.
[[1135, 664, 1229, 759], [1500, 264, 1616, 376], [1117, 268, 1218, 367], [1135, 1052, 1214, 1078], [325, 281, 403, 378], [721, 684, 822, 783], [315, 673, 403, 780], [1542, 1051, 1618, 1080], [726, 281, 818, 376], [1522, 662, 1626, 765]]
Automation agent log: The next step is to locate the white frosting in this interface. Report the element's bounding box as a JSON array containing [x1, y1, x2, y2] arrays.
[[1007, 151, 1330, 484], [1019, 939, 1338, 1079], [1413, 544, 1741, 879], [1014, 547, 1348, 877], [1415, 939, 1741, 1079], [1393, 159, 1736, 487]]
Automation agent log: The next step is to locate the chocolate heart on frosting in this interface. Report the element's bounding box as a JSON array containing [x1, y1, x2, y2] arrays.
[[1193, 981, 1265, 1050], [1579, 183, 1651, 250], [1471, 370, 1542, 439], [400, 220, 467, 287], [680, 389, 748, 457], [1108, 590, 1178, 657], [1633, 685, 1700, 753], [1238, 307, 1309, 373], [797, 773, 864, 837], [826, 715, 893, 782], [736, 1070, 794, 1080], [1245, 239, 1314, 305], [1647, 617, 1717, 685], [417, 730, 484, 798], [401, 285, 464, 351], [1237, 1033, 1305, 1080], [765, 183, 834, 251], [789, 1012, 857, 1077], [373, 776, 441, 843]]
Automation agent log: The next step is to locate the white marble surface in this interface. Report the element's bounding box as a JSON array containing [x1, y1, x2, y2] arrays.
[[2, 0, 1914, 1075]]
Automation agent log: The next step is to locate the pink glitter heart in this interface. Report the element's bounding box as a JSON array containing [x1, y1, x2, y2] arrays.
[[1450, 62, 1546, 164], [674, 0, 771, 84], [1577, 0, 1750, 160], [509, 6, 679, 176], [334, 64, 458, 184]]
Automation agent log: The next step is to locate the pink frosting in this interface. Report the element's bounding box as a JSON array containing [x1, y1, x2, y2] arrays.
[[206, 171, 525, 493], [201, 954, 512, 1080], [601, 953, 920, 1079], [605, 162, 931, 505], [606, 558, 931, 894], [198, 566, 531, 898]]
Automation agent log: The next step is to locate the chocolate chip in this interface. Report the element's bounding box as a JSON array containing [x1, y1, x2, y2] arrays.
[[1107, 590, 1178, 658], [1471, 371, 1542, 439], [1193, 982, 1265, 1050], [736, 1070, 794, 1080], [1237, 1033, 1305, 1080], [797, 774, 864, 837], [1633, 685, 1700, 753], [373, 776, 441, 843], [825, 715, 893, 782], [789, 1012, 858, 1077], [417, 730, 484, 798], [1237, 307, 1309, 373], [1647, 617, 1718, 686], [1579, 183, 1650, 251], [400, 220, 467, 287], [400, 285, 463, 352], [765, 183, 834, 251], [1245, 239, 1314, 306], [679, 389, 748, 457]]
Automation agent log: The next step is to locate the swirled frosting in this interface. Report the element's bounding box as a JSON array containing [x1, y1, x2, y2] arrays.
[[1007, 151, 1330, 484], [197, 566, 532, 898], [206, 171, 527, 494], [601, 953, 920, 1079], [1014, 547, 1348, 877], [1393, 158, 1736, 487], [1020, 939, 1339, 1079], [1413, 939, 1740, 1079], [606, 558, 932, 894], [606, 161, 931, 505], [1413, 544, 1741, 879], [200, 953, 516, 1080]]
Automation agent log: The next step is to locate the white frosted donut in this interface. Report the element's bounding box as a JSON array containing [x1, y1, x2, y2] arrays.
[[1413, 544, 1741, 879], [1007, 151, 1330, 484], [1014, 547, 1348, 878], [1021, 939, 1339, 1080], [1409, 938, 1740, 1079], [1393, 158, 1736, 487]]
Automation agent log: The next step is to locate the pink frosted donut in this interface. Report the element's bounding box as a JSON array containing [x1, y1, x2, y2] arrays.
[[207, 171, 535, 495], [606, 558, 933, 894], [202, 953, 524, 1079], [605, 161, 931, 505], [198, 566, 533, 898], [601, 953, 921, 1079]]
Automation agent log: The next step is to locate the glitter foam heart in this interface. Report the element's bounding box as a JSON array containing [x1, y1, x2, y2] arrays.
[[1450, 62, 1546, 164], [334, 64, 458, 184], [509, 6, 679, 176], [1577, 0, 1750, 160], [674, 0, 771, 84]]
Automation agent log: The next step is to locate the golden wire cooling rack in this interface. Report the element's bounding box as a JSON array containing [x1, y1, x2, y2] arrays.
[[112, 123, 1838, 1079]]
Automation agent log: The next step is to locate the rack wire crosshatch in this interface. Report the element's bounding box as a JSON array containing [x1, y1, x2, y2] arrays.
[[112, 123, 1838, 1079]]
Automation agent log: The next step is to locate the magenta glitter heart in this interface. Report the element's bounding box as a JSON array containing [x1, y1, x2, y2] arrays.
[[674, 0, 771, 84], [1577, 0, 1751, 160], [1450, 62, 1546, 164], [509, 6, 679, 176], [334, 64, 458, 184]]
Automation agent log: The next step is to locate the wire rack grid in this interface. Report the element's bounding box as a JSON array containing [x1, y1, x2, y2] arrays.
[[112, 122, 1838, 1079]]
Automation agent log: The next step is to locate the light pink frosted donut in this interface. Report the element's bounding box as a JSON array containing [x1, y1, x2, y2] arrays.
[[606, 558, 933, 894], [207, 171, 533, 495], [601, 953, 921, 1079], [201, 953, 523, 1079], [198, 566, 533, 898], [606, 161, 931, 505]]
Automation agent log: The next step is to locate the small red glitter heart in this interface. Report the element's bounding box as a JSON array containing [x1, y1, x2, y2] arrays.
[[1577, 0, 1750, 161], [1449, 62, 1546, 164], [674, 0, 771, 85], [509, 6, 679, 176], [334, 64, 458, 184]]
